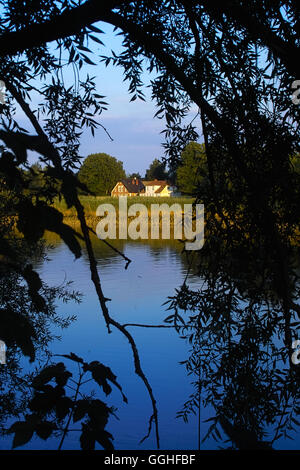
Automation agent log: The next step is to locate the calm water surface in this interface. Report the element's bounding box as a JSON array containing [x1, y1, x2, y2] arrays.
[[28, 238, 210, 450], [2, 236, 299, 450]]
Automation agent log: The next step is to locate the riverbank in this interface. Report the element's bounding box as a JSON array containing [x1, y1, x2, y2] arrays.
[[51, 196, 300, 246], [53, 195, 195, 223]]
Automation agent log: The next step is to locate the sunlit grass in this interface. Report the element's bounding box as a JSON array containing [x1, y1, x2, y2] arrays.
[[53, 195, 195, 219]]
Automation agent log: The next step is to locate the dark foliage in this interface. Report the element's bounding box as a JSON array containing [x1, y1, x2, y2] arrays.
[[0, 0, 299, 449], [7, 354, 125, 450]]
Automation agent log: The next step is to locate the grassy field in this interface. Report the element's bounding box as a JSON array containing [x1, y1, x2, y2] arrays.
[[53, 195, 195, 220], [51, 196, 300, 246]]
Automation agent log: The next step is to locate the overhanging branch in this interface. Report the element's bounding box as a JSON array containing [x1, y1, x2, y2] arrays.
[[0, 0, 130, 57], [0, 0, 298, 79]]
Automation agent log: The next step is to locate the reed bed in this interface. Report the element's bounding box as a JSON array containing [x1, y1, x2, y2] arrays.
[[52, 195, 195, 221]]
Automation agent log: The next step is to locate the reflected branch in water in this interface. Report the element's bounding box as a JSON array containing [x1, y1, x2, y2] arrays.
[[167, 237, 300, 448]]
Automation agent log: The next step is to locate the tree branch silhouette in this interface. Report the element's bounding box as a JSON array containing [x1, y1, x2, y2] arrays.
[[5, 81, 160, 449]]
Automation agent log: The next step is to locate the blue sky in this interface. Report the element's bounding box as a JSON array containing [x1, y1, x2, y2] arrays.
[[22, 22, 201, 176], [82, 61, 166, 176], [78, 23, 166, 176]]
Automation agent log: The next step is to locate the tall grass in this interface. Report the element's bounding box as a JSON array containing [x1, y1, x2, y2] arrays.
[[53, 195, 195, 220], [49, 196, 300, 246]]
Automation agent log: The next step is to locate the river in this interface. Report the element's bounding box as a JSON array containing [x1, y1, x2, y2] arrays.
[[1, 234, 299, 450], [30, 236, 207, 450]]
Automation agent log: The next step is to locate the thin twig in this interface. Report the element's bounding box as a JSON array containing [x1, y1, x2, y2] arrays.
[[123, 323, 175, 328], [7, 81, 160, 449], [58, 370, 83, 450], [89, 226, 132, 269]]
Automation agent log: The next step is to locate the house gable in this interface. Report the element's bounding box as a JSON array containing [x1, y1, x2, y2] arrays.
[[142, 180, 167, 196], [111, 178, 145, 196], [111, 181, 128, 196]]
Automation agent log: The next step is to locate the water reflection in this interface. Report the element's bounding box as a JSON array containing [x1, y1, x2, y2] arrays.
[[0, 234, 200, 450], [165, 241, 300, 450], [2, 230, 300, 450], [0, 238, 80, 448]]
